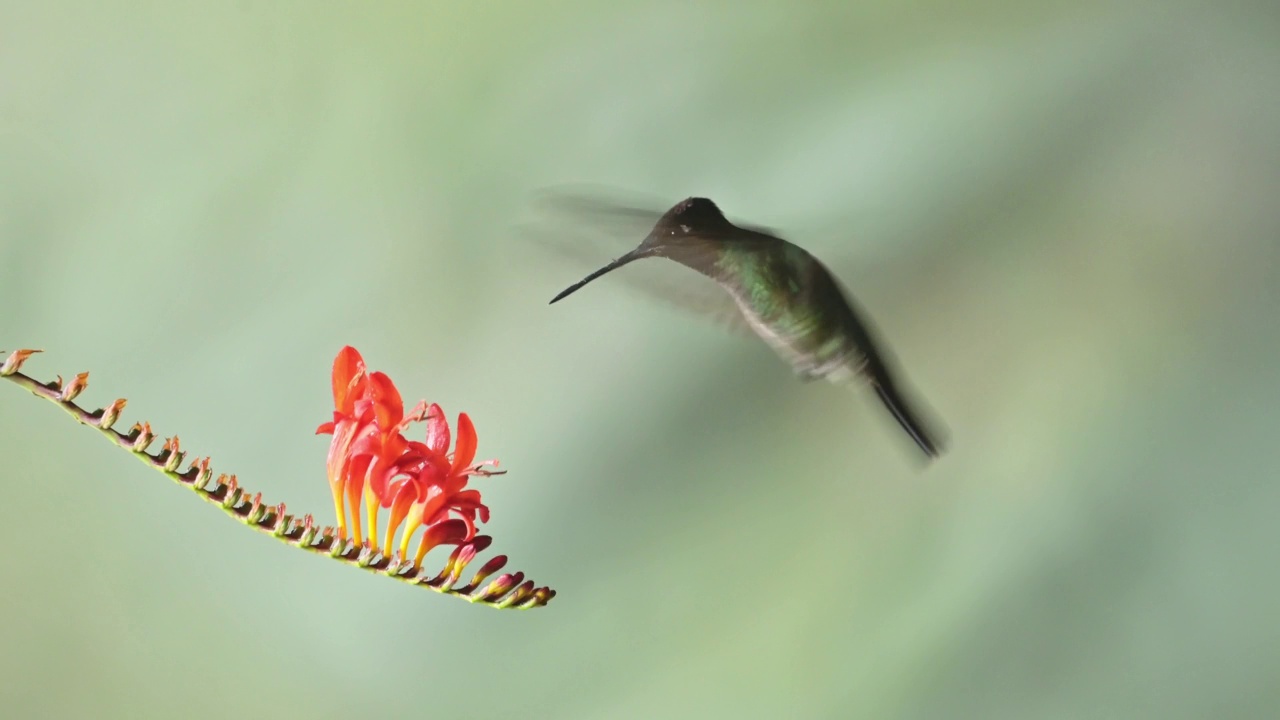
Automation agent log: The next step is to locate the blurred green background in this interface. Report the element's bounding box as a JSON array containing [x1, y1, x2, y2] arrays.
[[2, 2, 1278, 718]]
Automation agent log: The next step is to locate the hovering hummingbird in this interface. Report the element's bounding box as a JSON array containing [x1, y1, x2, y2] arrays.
[[546, 195, 944, 460]]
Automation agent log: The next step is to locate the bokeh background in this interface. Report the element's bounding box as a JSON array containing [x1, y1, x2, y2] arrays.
[[2, 2, 1277, 718]]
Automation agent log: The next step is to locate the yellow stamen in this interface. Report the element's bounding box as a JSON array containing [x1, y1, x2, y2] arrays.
[[382, 522, 398, 561], [401, 513, 425, 567], [330, 485, 347, 540], [346, 480, 363, 548], [364, 483, 380, 553], [382, 494, 413, 563]]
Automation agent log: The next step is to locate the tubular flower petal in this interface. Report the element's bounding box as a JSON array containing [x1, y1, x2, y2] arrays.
[[425, 403, 450, 454], [315, 348, 374, 541], [450, 412, 478, 474], [331, 346, 366, 413]]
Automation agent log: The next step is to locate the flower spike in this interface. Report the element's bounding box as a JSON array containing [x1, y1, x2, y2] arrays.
[[0, 348, 555, 610]]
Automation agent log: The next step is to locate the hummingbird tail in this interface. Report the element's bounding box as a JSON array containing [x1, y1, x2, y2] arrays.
[[872, 379, 942, 460]]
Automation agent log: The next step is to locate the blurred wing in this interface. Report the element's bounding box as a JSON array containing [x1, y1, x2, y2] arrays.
[[518, 188, 758, 337], [530, 184, 783, 238], [529, 184, 668, 230]]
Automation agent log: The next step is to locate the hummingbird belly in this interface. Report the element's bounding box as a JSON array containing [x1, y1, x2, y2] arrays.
[[730, 294, 867, 384]]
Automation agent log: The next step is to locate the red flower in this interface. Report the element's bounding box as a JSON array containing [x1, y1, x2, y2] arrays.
[[316, 346, 503, 568], [379, 404, 502, 566], [349, 371, 427, 549], [315, 346, 372, 541]]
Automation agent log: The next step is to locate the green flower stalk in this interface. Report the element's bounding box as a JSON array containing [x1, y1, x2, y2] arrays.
[[0, 348, 555, 610]]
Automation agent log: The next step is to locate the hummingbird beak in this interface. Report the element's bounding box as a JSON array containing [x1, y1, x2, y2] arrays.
[[548, 247, 652, 304]]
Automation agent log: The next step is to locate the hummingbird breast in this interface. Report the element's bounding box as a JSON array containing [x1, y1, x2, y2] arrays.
[[715, 244, 869, 383]]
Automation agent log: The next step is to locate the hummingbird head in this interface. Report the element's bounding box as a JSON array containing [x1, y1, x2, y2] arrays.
[[640, 197, 732, 249], [548, 196, 731, 305]]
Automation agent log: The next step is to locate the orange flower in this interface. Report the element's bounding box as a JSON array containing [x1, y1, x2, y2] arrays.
[[349, 371, 427, 549], [377, 404, 503, 566], [316, 347, 503, 568], [315, 346, 373, 541]]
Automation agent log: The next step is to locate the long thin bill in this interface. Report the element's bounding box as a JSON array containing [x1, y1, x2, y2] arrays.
[[548, 248, 649, 304]]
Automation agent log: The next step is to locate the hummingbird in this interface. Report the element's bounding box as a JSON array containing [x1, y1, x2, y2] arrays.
[[547, 196, 944, 460]]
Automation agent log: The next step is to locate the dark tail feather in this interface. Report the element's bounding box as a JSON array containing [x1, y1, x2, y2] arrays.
[[873, 379, 942, 460]]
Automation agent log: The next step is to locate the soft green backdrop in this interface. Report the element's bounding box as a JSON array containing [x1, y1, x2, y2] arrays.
[[2, 2, 1277, 718]]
